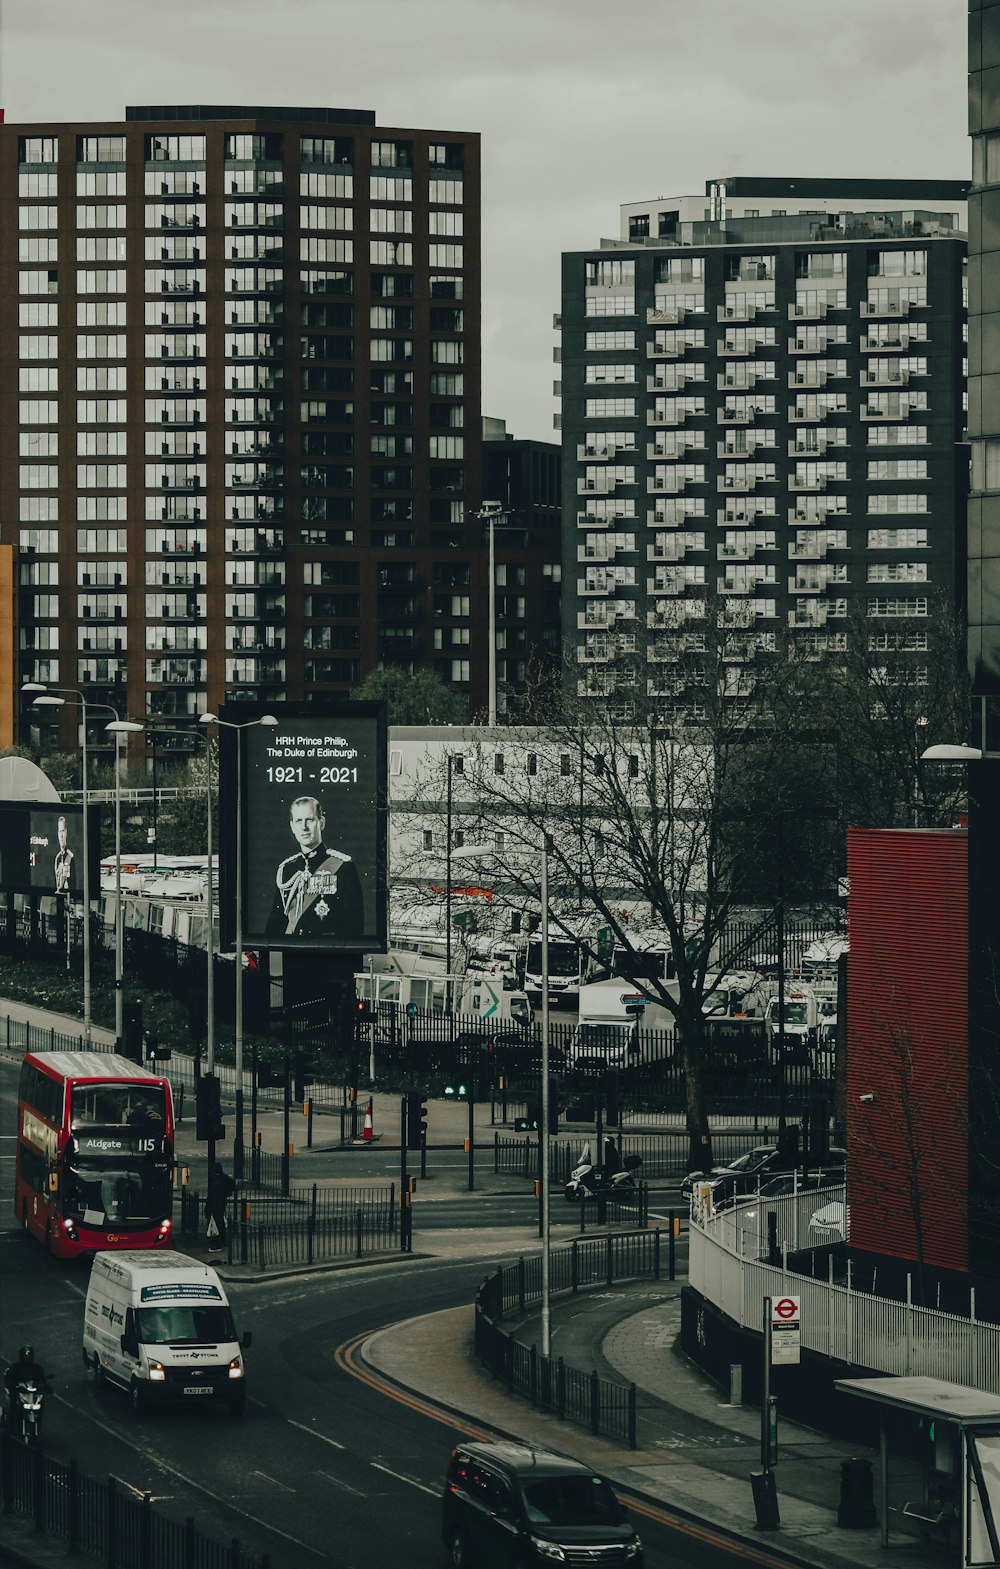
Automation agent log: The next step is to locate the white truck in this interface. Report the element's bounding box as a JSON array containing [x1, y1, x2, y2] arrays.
[[568, 980, 649, 1070], [83, 1250, 251, 1416]]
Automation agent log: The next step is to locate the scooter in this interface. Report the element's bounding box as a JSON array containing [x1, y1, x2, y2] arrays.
[[2, 1378, 46, 1445], [564, 1140, 642, 1202]]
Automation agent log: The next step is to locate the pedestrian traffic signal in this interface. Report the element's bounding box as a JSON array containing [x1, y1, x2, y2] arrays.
[[405, 1092, 427, 1151], [195, 1073, 225, 1142], [293, 1050, 315, 1103], [444, 1081, 467, 1100], [516, 1094, 560, 1135], [145, 1038, 172, 1064]]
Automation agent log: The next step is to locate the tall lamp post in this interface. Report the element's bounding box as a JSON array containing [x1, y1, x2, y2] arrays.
[[105, 719, 145, 1046], [23, 684, 135, 1048], [476, 501, 506, 728], [453, 838, 552, 1356], [199, 712, 278, 1178]]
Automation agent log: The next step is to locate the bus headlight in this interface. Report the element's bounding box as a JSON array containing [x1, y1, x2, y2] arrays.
[[158, 1218, 172, 1237], [228, 1357, 244, 1380]]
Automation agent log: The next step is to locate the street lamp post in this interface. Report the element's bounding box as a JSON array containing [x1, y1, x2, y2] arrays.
[[106, 719, 145, 1047], [199, 712, 278, 1178], [476, 501, 505, 728], [24, 684, 135, 1048], [454, 837, 552, 1357]]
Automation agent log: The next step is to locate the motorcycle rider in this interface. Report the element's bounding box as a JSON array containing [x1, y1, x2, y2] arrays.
[[2, 1344, 48, 1426]]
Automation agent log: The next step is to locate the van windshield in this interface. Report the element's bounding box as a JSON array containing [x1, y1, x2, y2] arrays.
[[520, 1475, 623, 1526], [136, 1305, 236, 1345]]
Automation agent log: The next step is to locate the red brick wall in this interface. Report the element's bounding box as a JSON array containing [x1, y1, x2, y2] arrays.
[[846, 828, 968, 1272]]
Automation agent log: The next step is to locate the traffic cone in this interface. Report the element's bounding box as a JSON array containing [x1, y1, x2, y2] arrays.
[[362, 1098, 374, 1142]]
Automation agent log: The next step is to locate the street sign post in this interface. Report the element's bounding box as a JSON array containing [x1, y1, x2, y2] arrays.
[[771, 1294, 801, 1366]]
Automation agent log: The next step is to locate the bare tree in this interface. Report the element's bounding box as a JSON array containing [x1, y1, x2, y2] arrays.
[[409, 626, 839, 1168]]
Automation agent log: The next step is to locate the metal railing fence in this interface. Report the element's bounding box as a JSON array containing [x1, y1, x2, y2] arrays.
[[474, 1230, 664, 1448], [690, 1186, 1000, 1389], [495, 1127, 780, 1184], [0, 1431, 269, 1568]]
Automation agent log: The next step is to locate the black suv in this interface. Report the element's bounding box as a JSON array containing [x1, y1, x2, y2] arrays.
[[442, 1439, 642, 1568]]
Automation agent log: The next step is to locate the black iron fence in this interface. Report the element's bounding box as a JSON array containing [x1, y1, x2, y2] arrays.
[[475, 1231, 666, 1448], [177, 1179, 398, 1271], [0, 1430, 269, 1568]]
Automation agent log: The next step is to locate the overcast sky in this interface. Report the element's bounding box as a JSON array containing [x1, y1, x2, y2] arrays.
[[1, 0, 969, 444]]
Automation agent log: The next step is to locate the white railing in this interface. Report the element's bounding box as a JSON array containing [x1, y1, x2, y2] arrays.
[[690, 1187, 1000, 1390]]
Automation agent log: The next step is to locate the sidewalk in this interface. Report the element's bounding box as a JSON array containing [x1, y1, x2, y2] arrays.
[[2, 997, 940, 1569]]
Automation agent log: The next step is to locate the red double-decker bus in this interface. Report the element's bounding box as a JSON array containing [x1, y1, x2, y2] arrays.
[[15, 1052, 175, 1260]]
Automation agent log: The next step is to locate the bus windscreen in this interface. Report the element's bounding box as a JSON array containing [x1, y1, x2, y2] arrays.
[[71, 1082, 167, 1129]]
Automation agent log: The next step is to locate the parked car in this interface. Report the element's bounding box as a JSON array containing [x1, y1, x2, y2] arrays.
[[682, 1145, 845, 1203], [442, 1439, 642, 1569], [680, 1144, 779, 1201], [808, 1200, 846, 1243], [754, 1165, 845, 1201]]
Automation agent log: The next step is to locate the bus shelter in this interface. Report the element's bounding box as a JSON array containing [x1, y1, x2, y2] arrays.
[[836, 1376, 1000, 1566]]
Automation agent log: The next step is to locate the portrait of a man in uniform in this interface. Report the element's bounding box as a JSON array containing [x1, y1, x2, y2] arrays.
[[266, 795, 364, 939], [54, 815, 74, 895]]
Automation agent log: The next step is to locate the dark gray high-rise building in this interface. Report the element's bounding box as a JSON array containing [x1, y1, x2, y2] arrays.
[[969, 3, 1000, 722], [559, 177, 968, 707], [0, 104, 530, 756]]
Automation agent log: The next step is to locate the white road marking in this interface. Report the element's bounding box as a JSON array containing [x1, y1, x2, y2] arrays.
[[370, 1461, 438, 1496], [288, 1417, 345, 1449], [317, 1469, 366, 1496], [253, 1470, 296, 1493]]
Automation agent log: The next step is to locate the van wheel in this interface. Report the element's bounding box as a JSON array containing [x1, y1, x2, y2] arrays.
[[130, 1381, 146, 1415], [448, 1527, 470, 1569], [93, 1357, 107, 1390]]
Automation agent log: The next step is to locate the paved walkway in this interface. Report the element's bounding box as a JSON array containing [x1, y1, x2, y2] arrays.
[[1, 998, 944, 1569]]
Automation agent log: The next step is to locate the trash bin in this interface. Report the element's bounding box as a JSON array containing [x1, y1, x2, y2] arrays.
[[837, 1457, 876, 1528], [750, 1469, 780, 1529]]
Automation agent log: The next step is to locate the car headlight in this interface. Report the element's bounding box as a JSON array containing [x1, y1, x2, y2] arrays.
[[148, 1362, 166, 1382], [228, 1357, 244, 1380], [624, 1540, 642, 1559], [530, 1541, 567, 1561]]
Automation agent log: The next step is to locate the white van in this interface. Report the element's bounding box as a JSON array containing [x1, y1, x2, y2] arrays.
[[83, 1249, 251, 1417]]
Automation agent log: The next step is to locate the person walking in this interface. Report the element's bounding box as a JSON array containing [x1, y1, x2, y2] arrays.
[[205, 1161, 234, 1253]]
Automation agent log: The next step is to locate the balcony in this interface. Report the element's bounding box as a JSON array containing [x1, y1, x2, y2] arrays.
[[789, 369, 828, 389], [647, 406, 687, 426], [788, 474, 829, 493], [860, 333, 909, 353], [861, 298, 911, 318], [577, 476, 620, 496], [649, 439, 700, 460], [717, 439, 760, 459], [788, 573, 829, 595], [718, 542, 756, 562], [717, 302, 756, 323], [648, 475, 690, 494], [788, 436, 828, 457], [718, 371, 757, 391], [788, 504, 836, 525], [788, 300, 828, 321], [646, 306, 684, 325], [576, 442, 632, 461], [647, 370, 702, 393], [862, 366, 910, 387], [788, 539, 828, 560], [861, 401, 916, 421]]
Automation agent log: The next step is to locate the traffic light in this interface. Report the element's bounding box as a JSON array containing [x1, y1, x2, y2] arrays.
[[293, 1050, 315, 1103], [256, 1061, 275, 1090], [516, 1092, 560, 1135], [145, 1037, 172, 1064], [405, 1092, 427, 1151], [443, 1080, 467, 1100], [195, 1073, 225, 1142], [121, 1001, 143, 1065]]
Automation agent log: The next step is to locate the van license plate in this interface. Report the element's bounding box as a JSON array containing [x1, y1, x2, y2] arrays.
[[183, 1386, 212, 1396]]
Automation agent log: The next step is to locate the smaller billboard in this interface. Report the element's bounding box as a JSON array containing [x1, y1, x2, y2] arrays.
[[0, 802, 100, 899]]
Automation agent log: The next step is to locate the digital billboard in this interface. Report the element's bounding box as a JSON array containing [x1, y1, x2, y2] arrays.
[[220, 703, 388, 953], [0, 802, 100, 898]]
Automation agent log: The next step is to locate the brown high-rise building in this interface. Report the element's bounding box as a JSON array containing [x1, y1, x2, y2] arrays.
[[0, 104, 509, 759]]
